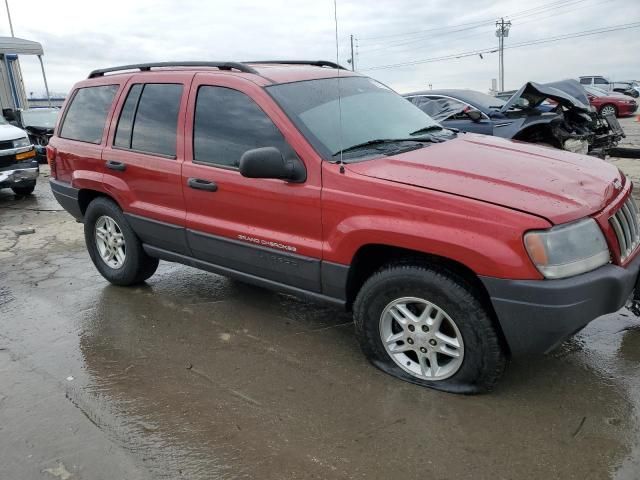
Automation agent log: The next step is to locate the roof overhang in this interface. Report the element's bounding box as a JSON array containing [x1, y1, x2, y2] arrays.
[[0, 36, 43, 56]]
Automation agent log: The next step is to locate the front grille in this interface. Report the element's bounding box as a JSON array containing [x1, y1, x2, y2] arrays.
[[610, 195, 640, 261], [0, 140, 13, 150]]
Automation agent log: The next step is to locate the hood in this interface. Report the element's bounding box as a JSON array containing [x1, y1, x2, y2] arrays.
[[501, 79, 591, 113], [346, 134, 622, 225], [0, 123, 28, 142]]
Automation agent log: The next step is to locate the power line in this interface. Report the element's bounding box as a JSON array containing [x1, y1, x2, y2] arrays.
[[360, 22, 640, 71], [357, 0, 611, 60], [358, 0, 594, 55], [358, 0, 588, 42]]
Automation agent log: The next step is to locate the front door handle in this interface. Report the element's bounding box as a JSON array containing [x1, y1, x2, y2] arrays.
[[105, 160, 126, 171], [188, 177, 218, 192]]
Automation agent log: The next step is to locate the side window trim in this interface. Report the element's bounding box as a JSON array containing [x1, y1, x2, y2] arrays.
[[111, 145, 177, 160]]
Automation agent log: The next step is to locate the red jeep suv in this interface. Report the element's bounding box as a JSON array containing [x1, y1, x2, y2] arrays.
[[49, 61, 640, 393]]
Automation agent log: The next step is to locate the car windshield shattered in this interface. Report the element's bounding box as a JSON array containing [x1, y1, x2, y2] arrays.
[[267, 76, 452, 161]]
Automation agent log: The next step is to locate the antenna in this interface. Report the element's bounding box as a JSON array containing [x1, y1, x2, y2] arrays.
[[333, 0, 345, 173]]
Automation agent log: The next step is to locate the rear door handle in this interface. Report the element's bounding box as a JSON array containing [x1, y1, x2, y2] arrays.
[[105, 160, 126, 171], [187, 177, 218, 192]]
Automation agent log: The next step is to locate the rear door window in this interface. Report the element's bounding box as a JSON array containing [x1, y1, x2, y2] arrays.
[[60, 85, 119, 144], [579, 78, 591, 85], [193, 86, 294, 168], [114, 83, 183, 157]]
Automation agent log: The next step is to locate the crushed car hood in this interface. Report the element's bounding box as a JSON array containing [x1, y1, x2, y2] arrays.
[[501, 79, 592, 113], [346, 134, 622, 225]]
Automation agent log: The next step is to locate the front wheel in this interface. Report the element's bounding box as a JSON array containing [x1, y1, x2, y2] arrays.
[[84, 197, 159, 286], [353, 265, 506, 394], [600, 104, 618, 117]]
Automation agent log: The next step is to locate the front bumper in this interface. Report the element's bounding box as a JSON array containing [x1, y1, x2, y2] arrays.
[[0, 161, 39, 189], [480, 253, 640, 355], [620, 103, 638, 116]]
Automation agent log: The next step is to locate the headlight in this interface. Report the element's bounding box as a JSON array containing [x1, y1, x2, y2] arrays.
[[524, 218, 610, 279], [12, 137, 31, 149]]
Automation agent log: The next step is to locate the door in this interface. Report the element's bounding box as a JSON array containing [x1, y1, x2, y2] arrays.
[[182, 74, 323, 292], [102, 74, 191, 254]]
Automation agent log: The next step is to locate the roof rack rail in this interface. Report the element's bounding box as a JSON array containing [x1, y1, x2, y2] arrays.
[[244, 60, 347, 70], [88, 61, 258, 78]]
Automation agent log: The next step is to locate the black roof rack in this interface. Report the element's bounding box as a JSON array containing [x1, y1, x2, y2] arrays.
[[243, 60, 347, 70], [88, 61, 259, 79]]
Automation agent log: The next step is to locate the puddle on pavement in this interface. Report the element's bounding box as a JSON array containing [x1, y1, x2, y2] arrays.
[[2, 170, 640, 479]]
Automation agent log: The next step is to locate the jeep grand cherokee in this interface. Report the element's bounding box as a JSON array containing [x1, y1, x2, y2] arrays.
[[48, 61, 640, 393]]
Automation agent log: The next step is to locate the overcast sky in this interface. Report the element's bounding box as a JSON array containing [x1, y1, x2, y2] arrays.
[[4, 0, 639, 97]]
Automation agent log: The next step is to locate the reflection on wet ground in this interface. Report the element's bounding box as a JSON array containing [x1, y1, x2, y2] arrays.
[[1, 155, 640, 479]]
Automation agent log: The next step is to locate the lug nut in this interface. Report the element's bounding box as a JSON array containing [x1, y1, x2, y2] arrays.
[[429, 339, 437, 346], [407, 338, 414, 345], [408, 325, 415, 332], [422, 325, 429, 332], [420, 347, 427, 353]]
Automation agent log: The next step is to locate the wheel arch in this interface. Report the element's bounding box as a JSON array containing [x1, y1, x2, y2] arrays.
[[345, 243, 511, 355], [599, 103, 618, 115], [77, 188, 119, 217]]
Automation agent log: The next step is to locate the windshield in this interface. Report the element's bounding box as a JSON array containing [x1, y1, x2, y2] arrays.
[[267, 76, 443, 160], [21, 109, 59, 128]]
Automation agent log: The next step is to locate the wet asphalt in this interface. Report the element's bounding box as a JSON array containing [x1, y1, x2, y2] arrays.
[[1, 118, 640, 479]]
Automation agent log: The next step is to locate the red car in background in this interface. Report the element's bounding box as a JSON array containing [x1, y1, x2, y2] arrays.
[[584, 86, 638, 117]]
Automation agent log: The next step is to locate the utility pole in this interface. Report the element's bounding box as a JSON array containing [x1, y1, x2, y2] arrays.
[[495, 17, 511, 92], [4, 0, 14, 36], [350, 34, 355, 71]]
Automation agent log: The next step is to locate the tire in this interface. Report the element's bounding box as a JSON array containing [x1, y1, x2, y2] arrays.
[[11, 182, 36, 196], [353, 264, 506, 394], [600, 104, 618, 117], [84, 197, 159, 286]]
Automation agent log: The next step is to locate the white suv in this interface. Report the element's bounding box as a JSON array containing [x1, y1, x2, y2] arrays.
[[0, 116, 38, 196]]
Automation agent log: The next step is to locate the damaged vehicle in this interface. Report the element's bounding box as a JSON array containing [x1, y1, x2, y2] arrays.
[[404, 79, 624, 158], [11, 108, 59, 163]]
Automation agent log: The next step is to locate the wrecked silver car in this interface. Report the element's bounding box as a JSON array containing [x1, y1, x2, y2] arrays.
[[404, 79, 624, 157]]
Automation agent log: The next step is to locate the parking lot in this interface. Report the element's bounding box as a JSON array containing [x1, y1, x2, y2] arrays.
[[1, 117, 639, 479]]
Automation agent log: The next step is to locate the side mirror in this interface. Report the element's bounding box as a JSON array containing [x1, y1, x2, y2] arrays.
[[239, 147, 306, 183], [466, 110, 483, 122]]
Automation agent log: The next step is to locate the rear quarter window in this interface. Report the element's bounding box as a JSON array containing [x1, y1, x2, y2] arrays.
[[60, 85, 119, 144]]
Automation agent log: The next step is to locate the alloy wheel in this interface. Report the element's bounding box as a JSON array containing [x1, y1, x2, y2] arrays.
[[95, 215, 126, 269], [379, 297, 464, 380], [601, 105, 617, 117]]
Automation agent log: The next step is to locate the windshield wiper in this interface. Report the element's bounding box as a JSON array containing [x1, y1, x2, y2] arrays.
[[409, 125, 443, 136], [332, 138, 431, 157]]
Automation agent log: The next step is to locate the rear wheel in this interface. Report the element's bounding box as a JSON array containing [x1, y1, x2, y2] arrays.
[[11, 182, 36, 196], [84, 197, 159, 286], [354, 264, 506, 394], [600, 104, 618, 117]]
